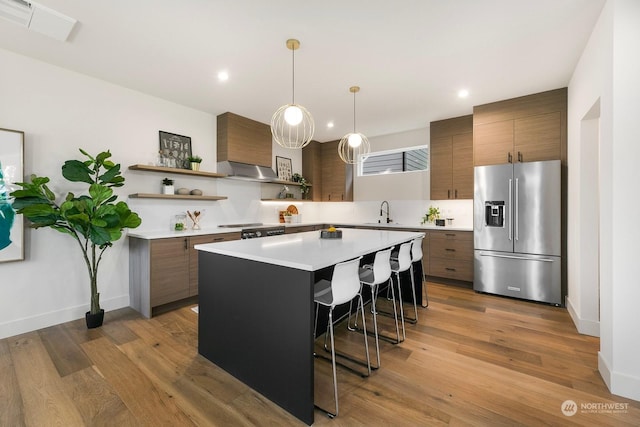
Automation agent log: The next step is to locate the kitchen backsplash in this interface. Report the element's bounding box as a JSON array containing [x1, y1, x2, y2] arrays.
[[129, 176, 473, 231]]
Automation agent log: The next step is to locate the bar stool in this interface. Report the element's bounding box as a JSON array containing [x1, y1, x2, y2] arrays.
[[387, 241, 413, 340], [348, 247, 397, 368], [411, 236, 428, 308], [313, 256, 370, 418]]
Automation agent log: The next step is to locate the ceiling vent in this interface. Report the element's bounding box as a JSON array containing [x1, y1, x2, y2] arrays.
[[0, 0, 77, 42]]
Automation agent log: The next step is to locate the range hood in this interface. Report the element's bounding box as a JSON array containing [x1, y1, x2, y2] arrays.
[[217, 160, 278, 182]]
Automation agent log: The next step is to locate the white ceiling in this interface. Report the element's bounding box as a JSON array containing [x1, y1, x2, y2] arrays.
[[0, 0, 605, 142]]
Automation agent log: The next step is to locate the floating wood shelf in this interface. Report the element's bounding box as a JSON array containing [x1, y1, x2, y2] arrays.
[[129, 193, 228, 201], [266, 179, 313, 187], [128, 164, 226, 178]]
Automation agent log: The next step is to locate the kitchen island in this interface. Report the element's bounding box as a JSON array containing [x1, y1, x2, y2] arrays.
[[195, 228, 424, 425]]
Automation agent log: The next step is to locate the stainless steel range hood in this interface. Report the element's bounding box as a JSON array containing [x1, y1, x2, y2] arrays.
[[217, 160, 278, 182]]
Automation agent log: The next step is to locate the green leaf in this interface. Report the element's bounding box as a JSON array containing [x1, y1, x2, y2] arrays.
[[98, 163, 121, 184], [89, 224, 111, 246], [62, 160, 94, 184], [88, 184, 113, 205], [96, 151, 112, 165]]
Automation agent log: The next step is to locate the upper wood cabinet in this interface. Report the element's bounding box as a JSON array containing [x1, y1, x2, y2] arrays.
[[303, 140, 353, 202], [430, 115, 473, 200], [217, 112, 272, 167], [473, 88, 567, 166]]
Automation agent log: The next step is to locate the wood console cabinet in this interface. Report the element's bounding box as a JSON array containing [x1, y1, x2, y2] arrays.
[[129, 231, 241, 317], [427, 230, 473, 282], [430, 115, 473, 200], [473, 88, 567, 166]]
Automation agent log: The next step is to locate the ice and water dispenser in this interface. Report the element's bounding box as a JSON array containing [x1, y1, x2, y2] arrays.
[[484, 201, 505, 227]]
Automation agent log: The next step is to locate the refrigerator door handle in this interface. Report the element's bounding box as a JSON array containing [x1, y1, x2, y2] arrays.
[[515, 178, 519, 241], [508, 178, 513, 241], [478, 252, 555, 263]]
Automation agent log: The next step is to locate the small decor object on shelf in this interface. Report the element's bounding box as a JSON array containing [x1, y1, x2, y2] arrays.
[[320, 226, 342, 239], [276, 156, 292, 181], [421, 206, 441, 224], [188, 155, 202, 171], [291, 173, 310, 199], [187, 210, 202, 230], [159, 131, 192, 169], [162, 178, 174, 195], [190, 189, 203, 196], [283, 211, 292, 223]]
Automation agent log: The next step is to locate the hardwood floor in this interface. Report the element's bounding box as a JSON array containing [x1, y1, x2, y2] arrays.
[[2, 283, 639, 426]]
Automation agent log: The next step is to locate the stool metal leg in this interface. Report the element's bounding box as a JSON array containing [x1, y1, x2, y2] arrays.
[[404, 264, 419, 324], [394, 272, 406, 341], [421, 259, 429, 308]]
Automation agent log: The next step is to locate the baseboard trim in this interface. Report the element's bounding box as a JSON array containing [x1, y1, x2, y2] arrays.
[[566, 295, 600, 337], [599, 351, 640, 402], [0, 294, 130, 339]]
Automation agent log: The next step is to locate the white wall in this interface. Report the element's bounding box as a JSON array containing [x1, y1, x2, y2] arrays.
[[567, 0, 640, 401], [0, 48, 226, 338]]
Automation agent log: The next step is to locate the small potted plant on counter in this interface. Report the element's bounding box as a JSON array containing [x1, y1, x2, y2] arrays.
[[188, 155, 202, 171], [422, 206, 441, 224], [11, 149, 142, 329]]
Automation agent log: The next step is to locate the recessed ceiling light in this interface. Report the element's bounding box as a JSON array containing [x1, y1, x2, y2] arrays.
[[217, 71, 229, 82], [327, 122, 334, 128], [458, 89, 469, 98]]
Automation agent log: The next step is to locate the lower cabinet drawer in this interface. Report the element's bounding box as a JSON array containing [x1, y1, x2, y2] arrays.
[[429, 257, 473, 282], [429, 239, 473, 260]]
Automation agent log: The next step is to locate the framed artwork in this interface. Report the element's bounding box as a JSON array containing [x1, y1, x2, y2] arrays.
[[276, 156, 292, 181], [0, 128, 24, 263], [159, 131, 192, 169]]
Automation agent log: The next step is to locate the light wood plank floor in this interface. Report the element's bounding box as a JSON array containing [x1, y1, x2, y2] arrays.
[[2, 283, 639, 426]]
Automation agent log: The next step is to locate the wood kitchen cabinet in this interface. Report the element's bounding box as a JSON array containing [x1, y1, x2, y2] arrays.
[[427, 230, 473, 282], [130, 231, 241, 317], [217, 112, 272, 167], [302, 140, 353, 202], [430, 115, 473, 200], [473, 88, 567, 166], [285, 225, 321, 234]]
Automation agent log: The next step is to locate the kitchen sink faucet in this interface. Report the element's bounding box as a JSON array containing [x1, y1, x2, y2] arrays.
[[380, 200, 392, 223]]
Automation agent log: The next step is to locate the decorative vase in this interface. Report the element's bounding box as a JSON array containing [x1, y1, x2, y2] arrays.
[[85, 309, 105, 329], [191, 162, 201, 171], [163, 185, 174, 195]]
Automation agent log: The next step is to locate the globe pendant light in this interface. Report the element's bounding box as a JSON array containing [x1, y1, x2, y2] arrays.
[[338, 86, 370, 164], [271, 39, 315, 149]]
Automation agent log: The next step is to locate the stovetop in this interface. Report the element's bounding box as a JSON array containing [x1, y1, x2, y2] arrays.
[[217, 223, 263, 229]]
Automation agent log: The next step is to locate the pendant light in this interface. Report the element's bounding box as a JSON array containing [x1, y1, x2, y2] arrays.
[[271, 39, 315, 149], [338, 86, 370, 164]]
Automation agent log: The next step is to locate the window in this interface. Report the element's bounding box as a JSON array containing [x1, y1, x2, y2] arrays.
[[359, 145, 428, 176]]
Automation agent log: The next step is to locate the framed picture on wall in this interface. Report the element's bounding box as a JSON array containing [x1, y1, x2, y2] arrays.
[[159, 131, 192, 169], [276, 156, 292, 181], [0, 128, 24, 263]]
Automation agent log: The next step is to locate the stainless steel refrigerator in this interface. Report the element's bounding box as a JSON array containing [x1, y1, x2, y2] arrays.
[[473, 160, 562, 305]]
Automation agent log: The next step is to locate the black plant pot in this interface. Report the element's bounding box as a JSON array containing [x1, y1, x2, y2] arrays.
[[85, 309, 105, 329]]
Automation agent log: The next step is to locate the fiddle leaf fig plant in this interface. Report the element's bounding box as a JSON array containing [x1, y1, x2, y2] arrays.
[[11, 149, 142, 318]]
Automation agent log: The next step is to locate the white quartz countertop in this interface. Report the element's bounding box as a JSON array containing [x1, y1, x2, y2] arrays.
[[128, 221, 472, 240], [195, 228, 425, 271]]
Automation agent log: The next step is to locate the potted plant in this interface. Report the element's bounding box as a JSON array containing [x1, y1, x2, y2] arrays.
[[188, 155, 202, 171], [291, 173, 309, 199], [10, 149, 142, 329], [422, 206, 441, 224], [162, 177, 174, 194]]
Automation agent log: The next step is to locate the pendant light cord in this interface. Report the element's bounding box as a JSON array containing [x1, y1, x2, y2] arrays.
[[291, 47, 296, 104], [353, 90, 357, 133]]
